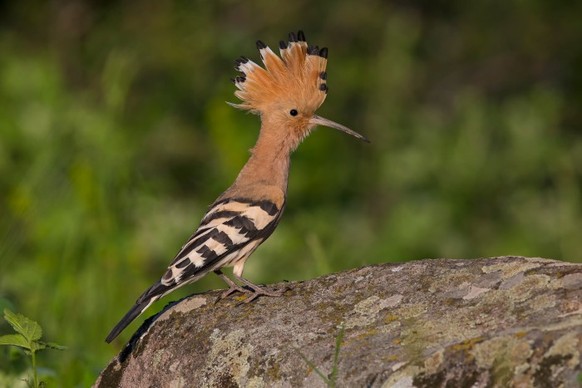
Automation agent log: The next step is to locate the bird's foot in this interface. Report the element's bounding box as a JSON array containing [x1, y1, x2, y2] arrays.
[[235, 276, 288, 304], [220, 283, 248, 300], [214, 270, 288, 303], [214, 270, 248, 302]]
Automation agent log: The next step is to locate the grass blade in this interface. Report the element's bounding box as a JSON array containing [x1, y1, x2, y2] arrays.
[[328, 323, 345, 386], [296, 349, 331, 385]]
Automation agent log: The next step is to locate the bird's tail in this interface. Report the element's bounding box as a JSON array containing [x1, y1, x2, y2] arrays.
[[105, 284, 166, 343]]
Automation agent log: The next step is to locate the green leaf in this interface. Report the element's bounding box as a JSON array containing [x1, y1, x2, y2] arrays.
[[39, 341, 67, 351], [30, 342, 46, 352], [0, 333, 30, 349], [3, 309, 42, 342]]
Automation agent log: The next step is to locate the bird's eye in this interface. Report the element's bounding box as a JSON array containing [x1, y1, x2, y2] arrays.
[[289, 109, 298, 116]]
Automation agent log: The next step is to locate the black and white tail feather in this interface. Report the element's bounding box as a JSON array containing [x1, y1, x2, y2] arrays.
[[105, 197, 283, 343]]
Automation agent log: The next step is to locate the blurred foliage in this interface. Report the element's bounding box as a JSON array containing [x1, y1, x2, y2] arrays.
[[0, 0, 581, 385]]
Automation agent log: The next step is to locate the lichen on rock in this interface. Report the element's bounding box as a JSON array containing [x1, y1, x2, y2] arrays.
[[95, 256, 582, 387]]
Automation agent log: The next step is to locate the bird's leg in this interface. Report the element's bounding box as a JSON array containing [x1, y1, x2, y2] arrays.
[[232, 274, 287, 303], [214, 269, 247, 300]]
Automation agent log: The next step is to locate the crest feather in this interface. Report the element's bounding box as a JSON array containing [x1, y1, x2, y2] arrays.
[[230, 30, 328, 114]]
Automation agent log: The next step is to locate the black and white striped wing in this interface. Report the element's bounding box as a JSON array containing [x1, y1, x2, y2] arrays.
[[105, 197, 283, 343], [142, 197, 283, 301]]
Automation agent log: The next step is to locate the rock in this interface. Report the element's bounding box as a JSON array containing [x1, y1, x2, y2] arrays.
[[95, 256, 582, 387]]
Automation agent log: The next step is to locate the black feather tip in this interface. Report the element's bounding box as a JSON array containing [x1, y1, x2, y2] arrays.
[[288, 32, 297, 42], [297, 30, 306, 42], [256, 40, 267, 50], [234, 56, 249, 65], [318, 47, 328, 58], [307, 45, 320, 55], [279, 40, 287, 50]]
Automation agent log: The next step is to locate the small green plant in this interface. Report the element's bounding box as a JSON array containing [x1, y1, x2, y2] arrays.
[[296, 323, 345, 388], [0, 309, 66, 388]]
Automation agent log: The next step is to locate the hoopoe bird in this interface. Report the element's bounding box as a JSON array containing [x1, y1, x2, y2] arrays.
[[106, 30, 368, 343]]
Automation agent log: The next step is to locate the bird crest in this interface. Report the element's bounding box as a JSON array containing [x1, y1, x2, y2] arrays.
[[230, 30, 329, 115]]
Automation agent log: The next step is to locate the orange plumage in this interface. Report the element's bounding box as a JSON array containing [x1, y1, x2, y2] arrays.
[[231, 31, 328, 116]]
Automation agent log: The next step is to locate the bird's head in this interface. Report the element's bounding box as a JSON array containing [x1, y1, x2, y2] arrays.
[[229, 30, 368, 148]]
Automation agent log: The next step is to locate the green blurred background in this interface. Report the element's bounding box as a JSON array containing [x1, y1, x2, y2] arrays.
[[1, 0, 581, 385]]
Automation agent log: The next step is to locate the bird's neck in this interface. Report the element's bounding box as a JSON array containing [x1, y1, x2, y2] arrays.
[[231, 125, 295, 195]]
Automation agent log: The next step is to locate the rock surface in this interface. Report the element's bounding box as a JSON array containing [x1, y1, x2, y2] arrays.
[[95, 256, 582, 387]]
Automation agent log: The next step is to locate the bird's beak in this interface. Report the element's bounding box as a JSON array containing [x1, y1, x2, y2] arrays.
[[310, 115, 370, 143]]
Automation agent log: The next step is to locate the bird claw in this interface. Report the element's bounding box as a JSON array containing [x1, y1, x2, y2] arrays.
[[214, 269, 288, 304], [214, 270, 248, 304], [220, 284, 247, 300], [239, 282, 288, 303], [219, 284, 288, 305]]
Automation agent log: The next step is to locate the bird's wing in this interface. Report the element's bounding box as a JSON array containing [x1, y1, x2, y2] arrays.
[[105, 197, 283, 343], [156, 197, 282, 292]]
